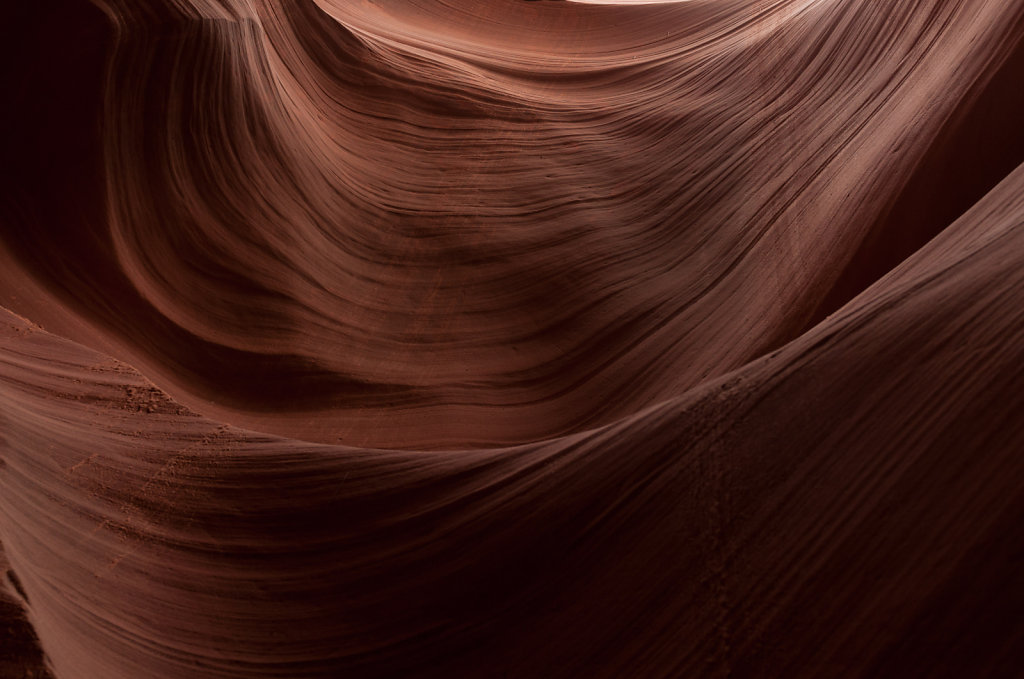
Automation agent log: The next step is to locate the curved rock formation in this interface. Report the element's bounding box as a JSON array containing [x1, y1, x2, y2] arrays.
[[1, 1, 1023, 677]]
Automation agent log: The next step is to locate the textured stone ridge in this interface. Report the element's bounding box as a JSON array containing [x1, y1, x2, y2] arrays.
[[2, 1, 1024, 677]]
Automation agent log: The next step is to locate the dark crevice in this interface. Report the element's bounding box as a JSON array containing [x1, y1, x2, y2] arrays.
[[6, 569, 29, 604], [805, 19, 1024, 329], [1, 559, 52, 679], [0, 2, 415, 413]]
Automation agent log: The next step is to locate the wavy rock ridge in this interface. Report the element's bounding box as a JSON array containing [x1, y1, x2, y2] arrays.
[[1, 1, 1023, 677]]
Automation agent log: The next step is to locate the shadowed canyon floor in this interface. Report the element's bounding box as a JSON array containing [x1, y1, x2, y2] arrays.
[[2, 1, 1024, 677]]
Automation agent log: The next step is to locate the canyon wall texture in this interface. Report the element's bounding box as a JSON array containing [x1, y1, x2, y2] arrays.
[[2, 1, 1023, 677]]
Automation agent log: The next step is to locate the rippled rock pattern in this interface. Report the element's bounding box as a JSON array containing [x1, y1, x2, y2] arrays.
[[2, 1, 1023, 677]]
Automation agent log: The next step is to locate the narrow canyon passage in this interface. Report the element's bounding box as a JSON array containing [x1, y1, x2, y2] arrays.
[[2, 1, 1023, 677]]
